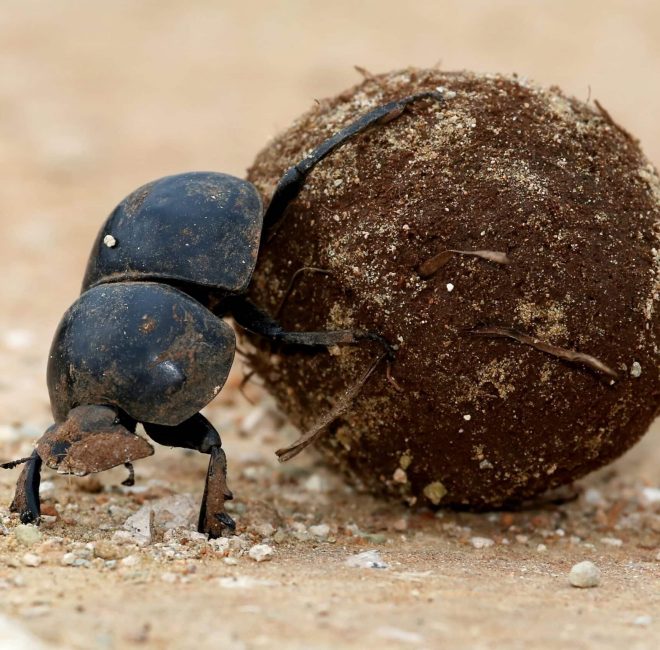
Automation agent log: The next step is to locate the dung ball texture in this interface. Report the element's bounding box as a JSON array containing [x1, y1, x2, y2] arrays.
[[246, 68, 660, 508]]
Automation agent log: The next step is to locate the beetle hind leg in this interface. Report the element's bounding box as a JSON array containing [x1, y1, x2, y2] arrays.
[[143, 414, 235, 539]]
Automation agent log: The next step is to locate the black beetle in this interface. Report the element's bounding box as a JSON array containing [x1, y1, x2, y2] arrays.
[[2, 91, 443, 538]]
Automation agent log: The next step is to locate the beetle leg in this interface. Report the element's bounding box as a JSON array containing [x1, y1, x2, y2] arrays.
[[121, 462, 135, 487], [228, 295, 394, 359], [9, 450, 42, 524], [260, 90, 444, 241], [143, 414, 235, 539]]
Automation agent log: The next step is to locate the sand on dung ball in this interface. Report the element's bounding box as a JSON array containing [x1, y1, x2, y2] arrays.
[[246, 68, 660, 508]]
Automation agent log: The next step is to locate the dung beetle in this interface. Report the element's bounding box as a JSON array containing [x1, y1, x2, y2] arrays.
[[2, 91, 443, 538]]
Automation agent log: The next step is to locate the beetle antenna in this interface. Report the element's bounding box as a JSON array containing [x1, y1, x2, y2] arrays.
[[0, 457, 32, 470], [275, 350, 387, 462]]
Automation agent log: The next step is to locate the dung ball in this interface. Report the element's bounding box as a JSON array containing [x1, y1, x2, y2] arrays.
[[246, 68, 660, 508]]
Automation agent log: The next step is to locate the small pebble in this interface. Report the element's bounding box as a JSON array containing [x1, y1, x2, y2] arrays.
[[14, 524, 42, 547], [103, 234, 117, 247], [446, 283, 454, 292], [94, 541, 126, 560], [22, 553, 41, 567], [632, 615, 652, 627], [160, 572, 178, 583], [217, 576, 276, 589], [392, 468, 408, 484], [122, 506, 154, 546], [630, 361, 642, 377], [248, 543, 274, 562], [38, 481, 55, 498], [470, 537, 494, 549], [61, 552, 76, 566], [568, 560, 601, 588], [303, 474, 326, 493], [272, 529, 287, 544], [536, 544, 547, 553], [392, 517, 408, 532], [641, 487, 660, 504], [120, 555, 140, 567], [600, 537, 623, 547], [345, 550, 388, 569], [254, 523, 275, 538], [376, 626, 424, 644], [309, 524, 330, 539]]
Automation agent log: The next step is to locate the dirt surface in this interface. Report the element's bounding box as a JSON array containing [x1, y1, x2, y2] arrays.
[[1, 2, 659, 649]]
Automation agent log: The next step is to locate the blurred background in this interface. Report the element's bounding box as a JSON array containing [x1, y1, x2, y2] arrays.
[[0, 3, 658, 648], [1, 0, 658, 427]]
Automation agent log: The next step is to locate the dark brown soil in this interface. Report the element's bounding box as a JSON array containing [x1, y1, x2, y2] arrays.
[[246, 68, 660, 508]]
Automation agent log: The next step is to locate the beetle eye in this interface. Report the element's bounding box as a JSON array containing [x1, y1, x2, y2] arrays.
[[113, 417, 120, 425]]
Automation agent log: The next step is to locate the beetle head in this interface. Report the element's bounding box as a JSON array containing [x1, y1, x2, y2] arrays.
[[38, 405, 153, 476]]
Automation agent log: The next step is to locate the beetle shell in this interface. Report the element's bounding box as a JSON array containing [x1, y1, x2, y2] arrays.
[[47, 282, 235, 425], [82, 172, 263, 293]]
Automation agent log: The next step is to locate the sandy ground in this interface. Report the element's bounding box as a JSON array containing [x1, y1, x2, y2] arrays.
[[1, 2, 659, 649]]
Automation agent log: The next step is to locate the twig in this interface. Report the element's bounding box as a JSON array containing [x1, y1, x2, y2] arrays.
[[419, 249, 510, 278], [471, 325, 618, 379], [276, 351, 387, 462]]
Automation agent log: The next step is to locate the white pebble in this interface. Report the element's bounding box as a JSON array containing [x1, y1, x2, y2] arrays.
[[160, 572, 178, 583], [103, 234, 117, 248], [22, 553, 41, 567], [122, 505, 154, 546], [217, 576, 276, 589], [584, 487, 605, 506], [470, 537, 494, 549], [120, 555, 140, 567], [630, 361, 642, 377], [61, 552, 76, 566], [309, 524, 330, 539], [446, 283, 454, 292], [345, 550, 388, 569], [38, 481, 55, 498], [376, 626, 424, 644], [536, 544, 547, 553], [254, 523, 275, 538], [569, 560, 600, 588], [14, 524, 42, 547], [633, 615, 652, 627], [600, 537, 623, 547], [463, 414, 472, 421], [393, 468, 408, 483], [641, 487, 660, 504], [248, 543, 274, 562], [303, 474, 326, 493]]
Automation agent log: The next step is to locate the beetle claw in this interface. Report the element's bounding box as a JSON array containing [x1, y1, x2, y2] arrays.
[[214, 512, 236, 531]]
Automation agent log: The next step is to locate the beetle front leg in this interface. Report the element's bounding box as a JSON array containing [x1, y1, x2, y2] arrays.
[[198, 445, 235, 538], [143, 414, 235, 538], [9, 450, 42, 524]]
